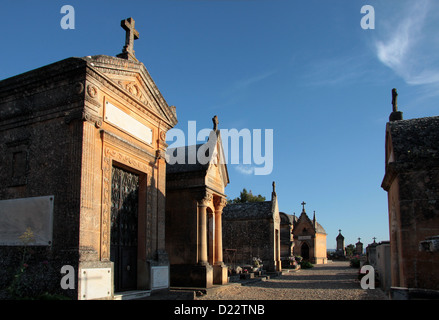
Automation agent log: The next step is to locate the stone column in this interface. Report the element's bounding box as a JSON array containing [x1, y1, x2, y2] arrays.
[[198, 192, 212, 265], [212, 197, 228, 285], [214, 197, 227, 265]]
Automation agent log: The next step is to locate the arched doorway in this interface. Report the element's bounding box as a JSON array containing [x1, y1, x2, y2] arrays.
[[301, 242, 310, 260]]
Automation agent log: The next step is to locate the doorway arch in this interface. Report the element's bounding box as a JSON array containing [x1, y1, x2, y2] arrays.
[[301, 242, 310, 260]]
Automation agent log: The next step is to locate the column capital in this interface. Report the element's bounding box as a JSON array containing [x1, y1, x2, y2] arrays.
[[198, 190, 213, 207], [214, 197, 228, 211]]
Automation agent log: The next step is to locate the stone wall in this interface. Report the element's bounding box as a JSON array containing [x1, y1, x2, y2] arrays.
[[222, 218, 272, 268]]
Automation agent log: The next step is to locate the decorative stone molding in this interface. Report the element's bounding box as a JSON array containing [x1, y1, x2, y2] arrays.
[[65, 110, 103, 128], [100, 144, 153, 261], [87, 84, 98, 98], [214, 197, 227, 211], [75, 82, 84, 94]]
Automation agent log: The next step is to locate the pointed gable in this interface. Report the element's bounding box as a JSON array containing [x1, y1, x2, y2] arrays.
[[82, 55, 178, 129], [166, 116, 229, 195]]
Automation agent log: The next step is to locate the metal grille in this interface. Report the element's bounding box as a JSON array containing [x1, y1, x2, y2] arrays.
[[110, 166, 139, 292]]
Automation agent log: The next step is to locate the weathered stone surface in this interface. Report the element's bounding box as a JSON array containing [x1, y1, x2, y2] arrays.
[[382, 105, 439, 291], [0, 51, 177, 299]]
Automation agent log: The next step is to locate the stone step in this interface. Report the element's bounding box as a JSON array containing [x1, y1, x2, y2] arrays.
[[113, 290, 151, 300]]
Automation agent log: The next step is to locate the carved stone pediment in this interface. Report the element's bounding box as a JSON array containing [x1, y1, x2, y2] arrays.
[[83, 55, 178, 128]]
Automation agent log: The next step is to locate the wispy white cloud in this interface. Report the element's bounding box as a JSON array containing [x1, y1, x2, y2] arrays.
[[300, 53, 374, 87], [233, 70, 277, 90], [374, 0, 439, 88]]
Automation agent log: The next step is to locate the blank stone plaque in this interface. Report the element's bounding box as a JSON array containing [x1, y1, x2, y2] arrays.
[[79, 268, 112, 300], [151, 266, 169, 289], [0, 195, 54, 246]]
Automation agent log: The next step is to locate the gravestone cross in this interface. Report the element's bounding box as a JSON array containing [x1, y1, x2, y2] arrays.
[[117, 17, 139, 61]]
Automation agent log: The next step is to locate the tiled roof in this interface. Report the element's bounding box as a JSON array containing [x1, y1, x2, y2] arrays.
[[389, 116, 439, 164]]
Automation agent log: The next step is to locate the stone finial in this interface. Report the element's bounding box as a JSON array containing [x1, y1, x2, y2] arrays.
[[117, 17, 139, 61], [212, 115, 219, 131], [389, 88, 403, 121], [272, 181, 276, 193], [392, 88, 398, 112]]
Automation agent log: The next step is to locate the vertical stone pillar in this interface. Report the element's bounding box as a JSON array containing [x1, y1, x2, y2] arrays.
[[214, 197, 227, 265], [198, 192, 212, 265], [213, 197, 228, 285]]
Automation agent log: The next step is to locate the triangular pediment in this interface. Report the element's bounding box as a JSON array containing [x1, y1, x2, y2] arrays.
[[294, 212, 316, 235], [83, 55, 177, 128], [206, 132, 229, 194]]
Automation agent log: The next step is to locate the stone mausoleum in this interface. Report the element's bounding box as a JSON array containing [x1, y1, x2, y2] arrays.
[[222, 182, 282, 272], [0, 18, 177, 299], [165, 117, 230, 288], [382, 88, 439, 295], [292, 202, 327, 264]]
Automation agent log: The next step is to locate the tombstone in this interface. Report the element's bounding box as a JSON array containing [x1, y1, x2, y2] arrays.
[[0, 18, 177, 299]]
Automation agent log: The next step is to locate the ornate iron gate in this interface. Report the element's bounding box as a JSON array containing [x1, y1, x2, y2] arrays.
[[110, 166, 139, 292]]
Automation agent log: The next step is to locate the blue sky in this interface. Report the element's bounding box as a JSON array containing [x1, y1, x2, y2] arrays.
[[1, 0, 439, 249]]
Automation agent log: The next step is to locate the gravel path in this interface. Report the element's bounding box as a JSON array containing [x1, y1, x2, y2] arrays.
[[197, 261, 389, 300]]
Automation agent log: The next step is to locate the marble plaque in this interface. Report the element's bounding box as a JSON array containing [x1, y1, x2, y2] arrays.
[[0, 196, 54, 246], [105, 101, 153, 145], [79, 268, 112, 300], [151, 266, 169, 289]]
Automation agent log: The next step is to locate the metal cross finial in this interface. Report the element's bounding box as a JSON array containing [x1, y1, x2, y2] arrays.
[[301, 201, 306, 211], [118, 17, 139, 61], [373, 237, 377, 242]]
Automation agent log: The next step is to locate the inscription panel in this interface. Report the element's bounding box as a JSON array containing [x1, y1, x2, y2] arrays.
[[105, 101, 153, 145]]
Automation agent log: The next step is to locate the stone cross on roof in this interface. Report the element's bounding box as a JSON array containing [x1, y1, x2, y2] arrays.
[[301, 201, 306, 212], [117, 17, 139, 61]]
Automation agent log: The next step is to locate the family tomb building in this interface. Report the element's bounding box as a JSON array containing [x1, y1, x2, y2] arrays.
[[222, 182, 282, 272], [0, 18, 178, 300], [292, 202, 327, 264], [165, 117, 230, 288], [279, 211, 295, 268], [381, 88, 439, 296]]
